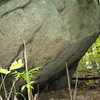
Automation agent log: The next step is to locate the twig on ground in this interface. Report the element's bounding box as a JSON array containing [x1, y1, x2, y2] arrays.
[[34, 94, 38, 100], [65, 62, 73, 100], [7, 75, 20, 100], [73, 70, 78, 100], [1, 74, 7, 99]]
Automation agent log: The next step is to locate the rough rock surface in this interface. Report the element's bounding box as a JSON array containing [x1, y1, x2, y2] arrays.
[[0, 0, 100, 95]]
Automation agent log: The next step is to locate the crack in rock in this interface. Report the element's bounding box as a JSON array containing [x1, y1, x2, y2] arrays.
[[7, 23, 43, 69], [0, 0, 11, 6], [26, 23, 43, 45], [0, 0, 32, 18]]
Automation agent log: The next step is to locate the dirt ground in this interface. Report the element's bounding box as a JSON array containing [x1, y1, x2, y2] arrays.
[[36, 88, 100, 100], [36, 71, 100, 100]]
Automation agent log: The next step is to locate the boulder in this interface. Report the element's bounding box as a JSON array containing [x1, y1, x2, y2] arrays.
[[0, 0, 99, 96]]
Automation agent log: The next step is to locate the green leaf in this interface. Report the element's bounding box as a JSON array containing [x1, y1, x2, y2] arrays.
[[21, 85, 26, 92], [0, 67, 11, 75], [29, 66, 42, 73], [11, 71, 19, 75], [21, 81, 35, 92], [9, 59, 24, 71]]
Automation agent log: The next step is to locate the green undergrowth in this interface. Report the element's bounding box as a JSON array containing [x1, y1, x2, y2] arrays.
[[0, 58, 41, 100]]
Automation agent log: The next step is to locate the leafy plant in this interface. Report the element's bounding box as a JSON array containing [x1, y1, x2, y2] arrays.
[[0, 58, 41, 100], [0, 59, 24, 100], [21, 81, 35, 92], [11, 66, 41, 92], [11, 66, 41, 81]]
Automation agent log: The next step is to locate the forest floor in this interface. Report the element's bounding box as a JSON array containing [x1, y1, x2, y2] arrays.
[[36, 70, 100, 100], [37, 88, 100, 100]]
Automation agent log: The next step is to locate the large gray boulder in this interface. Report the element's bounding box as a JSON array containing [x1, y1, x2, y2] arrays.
[[0, 0, 99, 96]]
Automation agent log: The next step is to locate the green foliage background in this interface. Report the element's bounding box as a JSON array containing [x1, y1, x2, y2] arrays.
[[78, 36, 100, 73]]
